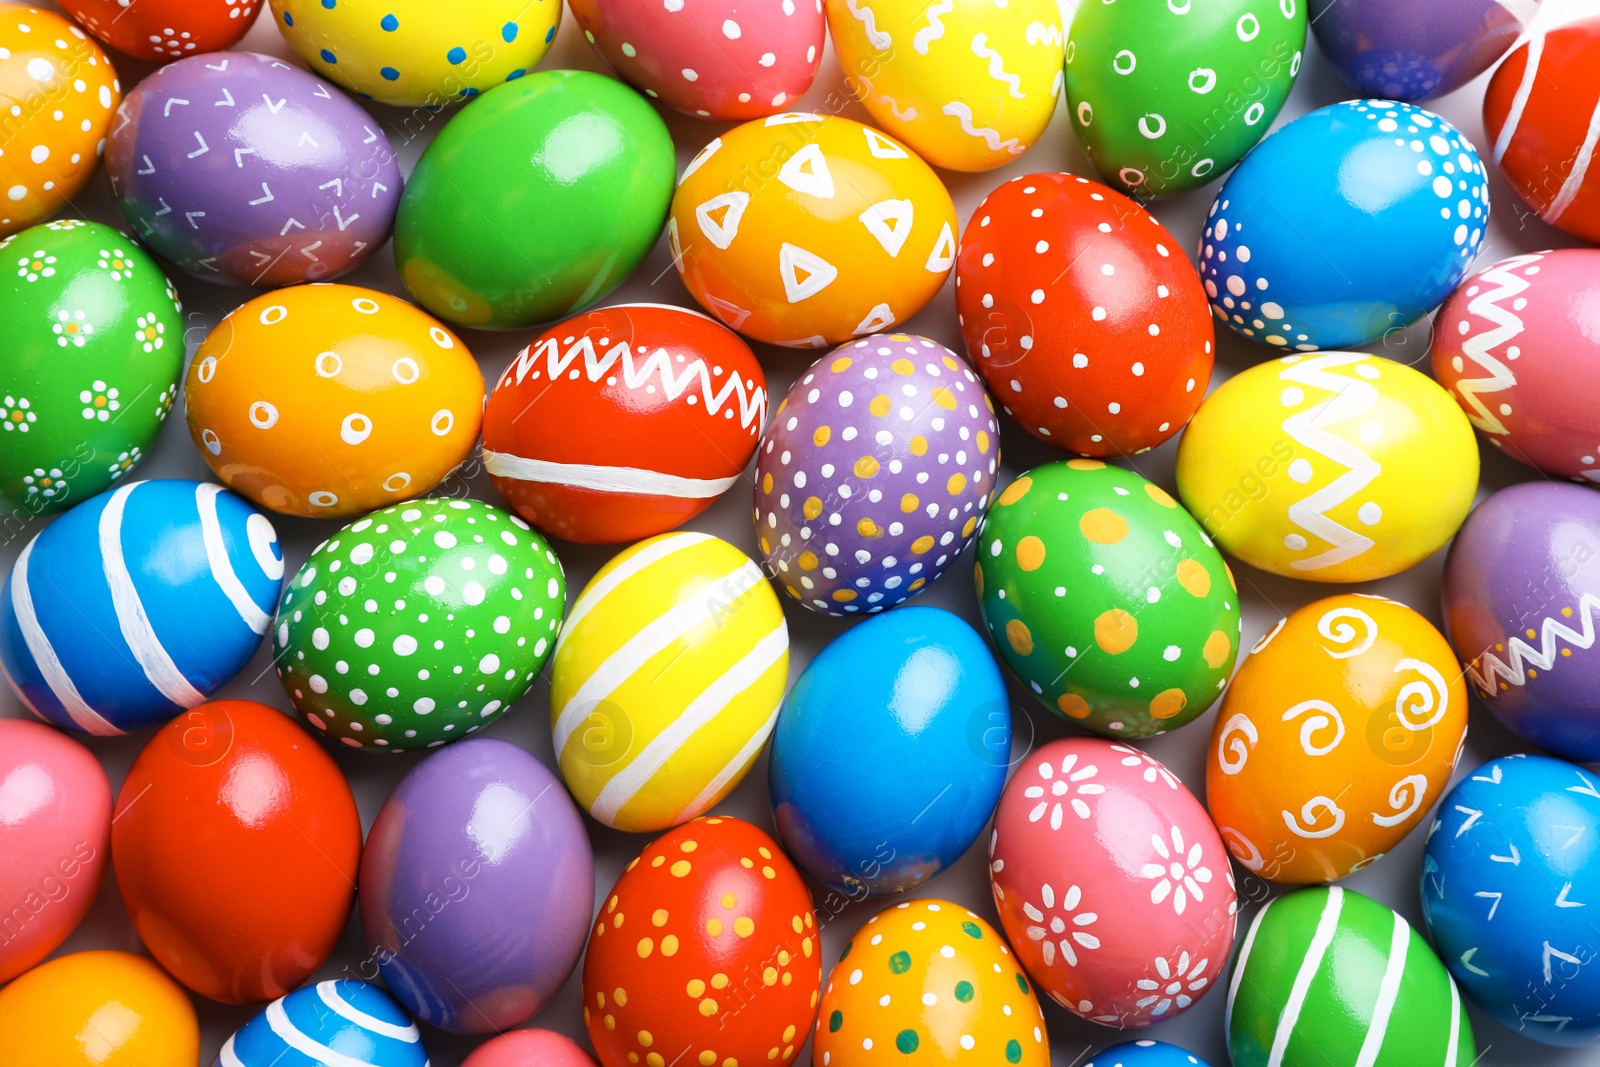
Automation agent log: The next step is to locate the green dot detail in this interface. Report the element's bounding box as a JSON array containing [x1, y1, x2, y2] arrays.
[[961, 920, 983, 939], [1015, 971, 1030, 995], [829, 1009, 843, 1033], [839, 940, 852, 961], [1006, 1039, 1022, 1063], [896, 1029, 919, 1054], [955, 980, 974, 1002], [888, 950, 911, 974]]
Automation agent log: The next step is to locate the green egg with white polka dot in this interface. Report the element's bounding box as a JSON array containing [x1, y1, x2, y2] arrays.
[[274, 499, 566, 751]]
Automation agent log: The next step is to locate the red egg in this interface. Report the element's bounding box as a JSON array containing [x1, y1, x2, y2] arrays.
[[61, 0, 262, 61]]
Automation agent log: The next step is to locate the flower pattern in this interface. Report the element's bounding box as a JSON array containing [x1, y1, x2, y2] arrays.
[[17, 250, 56, 282], [1, 395, 34, 433], [1140, 825, 1213, 916], [53, 309, 94, 347], [45, 219, 85, 231], [23, 468, 65, 499], [1113, 742, 1181, 789], [134, 313, 165, 352], [1023, 750, 1106, 829], [80, 380, 120, 421], [155, 384, 175, 419], [1020, 881, 1100, 968], [108, 447, 142, 480], [1134, 951, 1211, 1017], [97, 248, 135, 281]]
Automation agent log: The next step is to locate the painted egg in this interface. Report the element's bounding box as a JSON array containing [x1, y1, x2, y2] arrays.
[[273, 499, 566, 751], [0, 8, 119, 238], [1206, 594, 1468, 884], [975, 460, 1239, 738], [827, 0, 1064, 172], [669, 113, 958, 347], [360, 738, 594, 1033], [463, 1030, 600, 1067], [813, 899, 1049, 1066], [395, 70, 674, 331], [63, 0, 262, 60], [111, 699, 362, 1004], [482, 303, 767, 545], [769, 606, 1009, 895], [1176, 352, 1478, 582], [581, 817, 822, 1067], [1085, 1041, 1214, 1067], [0, 479, 283, 736], [0, 720, 110, 983], [1309, 0, 1533, 101], [184, 283, 483, 518], [0, 219, 183, 516], [217, 981, 427, 1066], [1441, 482, 1600, 762], [0, 950, 198, 1066], [268, 0, 562, 107], [1198, 101, 1489, 351], [954, 173, 1213, 456], [551, 532, 787, 832], [1228, 887, 1475, 1066], [1421, 754, 1600, 1047], [990, 738, 1238, 1027], [755, 335, 998, 615], [106, 52, 401, 288], [1067, 0, 1305, 197]]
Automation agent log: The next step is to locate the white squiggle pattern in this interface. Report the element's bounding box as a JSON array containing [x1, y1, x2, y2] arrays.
[[970, 33, 1025, 99], [913, 0, 952, 54], [1372, 774, 1428, 827], [844, 0, 891, 49], [1451, 253, 1537, 435], [942, 101, 1023, 153], [1251, 616, 1287, 653], [1281, 700, 1345, 756], [1220, 826, 1264, 872], [1393, 658, 1449, 731], [1025, 21, 1063, 46], [1283, 796, 1346, 839], [1279, 354, 1381, 572], [880, 93, 918, 122], [1216, 713, 1257, 775], [1317, 606, 1377, 659], [1464, 593, 1600, 694]]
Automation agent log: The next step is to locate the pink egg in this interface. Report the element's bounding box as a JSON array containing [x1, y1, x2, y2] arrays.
[[461, 1029, 598, 1067]]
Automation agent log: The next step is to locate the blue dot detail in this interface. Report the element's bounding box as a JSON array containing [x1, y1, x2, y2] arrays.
[[506, 68, 526, 81], [320, 0, 336, 8], [544, 25, 555, 42], [380, 66, 399, 80], [380, 13, 399, 31], [502, 22, 518, 42], [460, 87, 479, 98], [283, 11, 293, 24], [319, 48, 337, 64], [447, 46, 467, 64]]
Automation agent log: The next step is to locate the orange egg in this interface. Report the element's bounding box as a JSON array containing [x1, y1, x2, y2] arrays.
[[0, 950, 198, 1066]]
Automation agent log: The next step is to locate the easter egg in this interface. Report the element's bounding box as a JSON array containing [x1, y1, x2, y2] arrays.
[[827, 0, 1064, 172], [975, 460, 1239, 738], [0, 7, 119, 238], [111, 699, 361, 1004], [1421, 754, 1600, 1047], [669, 113, 958, 347], [1085, 1041, 1215, 1067], [0, 720, 110, 982], [273, 499, 566, 751], [1067, 0, 1305, 197], [63, 0, 262, 60], [0, 480, 283, 736], [954, 174, 1213, 456], [755, 335, 999, 615], [581, 817, 822, 1067], [395, 70, 674, 330], [1206, 594, 1468, 884], [1441, 482, 1600, 762], [813, 899, 1049, 1066], [989, 738, 1238, 1026], [184, 283, 483, 519], [269, 0, 562, 107], [0, 950, 198, 1067], [551, 532, 787, 832], [1199, 101, 1489, 351], [463, 1030, 600, 1067], [0, 219, 183, 516], [106, 52, 402, 288], [217, 981, 427, 1067], [1176, 352, 1478, 582], [1309, 0, 1533, 101], [769, 607, 1009, 895], [482, 303, 767, 545], [1228, 887, 1475, 1066], [360, 738, 593, 1033]]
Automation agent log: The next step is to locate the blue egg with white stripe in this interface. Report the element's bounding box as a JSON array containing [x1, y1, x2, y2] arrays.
[[0, 479, 283, 735], [215, 980, 429, 1067], [1085, 1040, 1214, 1067]]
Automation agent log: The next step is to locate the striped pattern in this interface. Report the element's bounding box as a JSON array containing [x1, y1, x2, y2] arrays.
[[483, 449, 741, 500], [220, 980, 426, 1067]]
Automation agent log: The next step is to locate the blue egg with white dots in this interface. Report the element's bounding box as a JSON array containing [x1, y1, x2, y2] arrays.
[[1085, 1040, 1214, 1067], [1198, 100, 1490, 352], [215, 980, 429, 1066]]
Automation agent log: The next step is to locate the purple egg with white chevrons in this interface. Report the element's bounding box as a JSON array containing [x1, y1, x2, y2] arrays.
[[754, 334, 1000, 616]]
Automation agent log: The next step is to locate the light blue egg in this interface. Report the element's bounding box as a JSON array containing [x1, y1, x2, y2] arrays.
[[1086, 1040, 1214, 1067], [216, 980, 428, 1066]]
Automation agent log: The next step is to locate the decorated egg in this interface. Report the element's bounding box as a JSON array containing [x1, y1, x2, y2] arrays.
[[106, 52, 401, 288], [813, 899, 1048, 1066], [582, 817, 821, 1067], [395, 70, 674, 330], [755, 335, 998, 614], [0, 219, 183, 516], [111, 699, 361, 1004], [551, 532, 787, 832], [1206, 594, 1468, 884], [63, 0, 262, 60], [990, 738, 1237, 1026], [1421, 754, 1600, 1047], [954, 173, 1213, 456], [1085, 1041, 1214, 1067], [274, 499, 566, 751], [1176, 352, 1478, 582], [482, 303, 767, 545], [1310, 0, 1533, 101], [669, 114, 958, 347], [975, 460, 1239, 738], [0, 7, 119, 238], [360, 738, 593, 1033], [1067, 0, 1305, 197], [1228, 887, 1475, 1065], [463, 1030, 600, 1067], [184, 283, 483, 518], [1441, 482, 1600, 762], [217, 981, 427, 1067], [1199, 101, 1489, 350], [769, 607, 1009, 895], [828, 0, 1064, 172], [269, 0, 562, 107], [0, 480, 283, 736], [0, 950, 198, 1066]]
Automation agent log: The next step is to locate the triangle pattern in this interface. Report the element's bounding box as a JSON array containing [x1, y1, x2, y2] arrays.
[[778, 242, 838, 304], [666, 217, 682, 266], [705, 292, 752, 329], [778, 143, 835, 199], [859, 198, 914, 258], [853, 302, 896, 335], [695, 191, 750, 250], [863, 127, 909, 159], [924, 221, 955, 272], [681, 137, 722, 182]]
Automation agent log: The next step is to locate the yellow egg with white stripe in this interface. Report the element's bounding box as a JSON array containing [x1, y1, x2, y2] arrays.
[[551, 532, 789, 832]]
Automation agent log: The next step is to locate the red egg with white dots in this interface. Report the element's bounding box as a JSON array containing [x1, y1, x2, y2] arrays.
[[60, 0, 262, 62]]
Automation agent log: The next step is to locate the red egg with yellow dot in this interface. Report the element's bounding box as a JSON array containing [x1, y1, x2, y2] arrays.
[[60, 0, 262, 61]]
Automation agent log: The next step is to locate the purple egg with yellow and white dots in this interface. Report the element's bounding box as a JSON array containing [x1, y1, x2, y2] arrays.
[[754, 334, 1000, 616]]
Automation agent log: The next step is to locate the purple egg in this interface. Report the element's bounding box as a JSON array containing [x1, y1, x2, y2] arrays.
[[358, 737, 594, 1034], [1442, 481, 1600, 761], [106, 51, 401, 287], [754, 334, 1000, 616], [1308, 0, 1536, 102]]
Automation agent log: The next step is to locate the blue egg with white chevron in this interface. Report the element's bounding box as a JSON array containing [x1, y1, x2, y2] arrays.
[[214, 979, 428, 1067], [1084, 1040, 1214, 1067], [0, 479, 283, 735], [1421, 754, 1600, 1047]]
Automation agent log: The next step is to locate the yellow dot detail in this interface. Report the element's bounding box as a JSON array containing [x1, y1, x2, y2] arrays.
[[911, 535, 935, 554], [783, 1025, 796, 1043], [734, 917, 755, 937], [701, 1054, 717, 1067], [947, 472, 968, 495], [761, 473, 773, 493], [680, 840, 698, 852], [1006, 618, 1034, 655], [1068, 458, 1107, 470], [699, 998, 719, 1017], [637, 938, 654, 958], [997, 476, 1033, 506], [977, 430, 991, 454], [891, 358, 915, 375], [1150, 688, 1188, 720], [1204, 630, 1233, 669], [791, 916, 803, 933], [832, 589, 857, 602], [932, 386, 957, 410], [803, 496, 823, 520], [909, 435, 928, 456], [1080, 508, 1129, 544], [870, 394, 892, 417], [1095, 609, 1139, 654], [651, 909, 668, 927], [813, 426, 830, 447], [707, 919, 723, 936], [1058, 693, 1091, 719], [662, 935, 680, 956], [831, 356, 852, 373], [857, 517, 880, 538], [670, 860, 692, 877], [1176, 558, 1212, 597], [962, 516, 977, 537], [648, 1055, 664, 1067], [687, 978, 707, 997], [721, 892, 739, 910], [854, 455, 879, 478], [712, 973, 730, 989], [1016, 535, 1046, 571], [798, 551, 819, 569], [1145, 482, 1179, 507]]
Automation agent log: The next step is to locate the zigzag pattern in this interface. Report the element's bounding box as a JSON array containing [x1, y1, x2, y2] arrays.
[[845, 0, 891, 49], [913, 0, 952, 54], [1025, 21, 1064, 46], [1464, 592, 1600, 693], [1279, 354, 1381, 572], [971, 34, 1025, 98], [1452, 253, 1538, 435]]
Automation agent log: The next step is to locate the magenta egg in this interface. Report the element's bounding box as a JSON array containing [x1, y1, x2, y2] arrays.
[[461, 1029, 599, 1067]]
